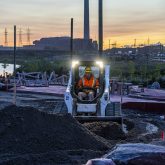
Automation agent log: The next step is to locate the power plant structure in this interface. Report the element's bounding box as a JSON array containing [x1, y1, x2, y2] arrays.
[[1, 0, 103, 52], [83, 0, 103, 53], [98, 0, 103, 54], [84, 0, 90, 40], [31, 0, 103, 52]]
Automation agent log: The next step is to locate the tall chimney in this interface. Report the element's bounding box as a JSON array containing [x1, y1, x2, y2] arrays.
[[99, 0, 103, 55], [84, 0, 90, 40]]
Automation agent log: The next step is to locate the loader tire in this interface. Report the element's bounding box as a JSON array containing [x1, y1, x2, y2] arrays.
[[60, 102, 68, 113], [106, 102, 121, 116], [96, 101, 101, 116]]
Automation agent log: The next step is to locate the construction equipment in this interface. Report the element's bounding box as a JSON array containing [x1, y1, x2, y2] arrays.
[[64, 1, 122, 124], [64, 60, 123, 124]]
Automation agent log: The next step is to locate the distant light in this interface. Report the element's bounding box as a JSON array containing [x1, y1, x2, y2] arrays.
[[72, 61, 79, 68], [96, 61, 103, 68]]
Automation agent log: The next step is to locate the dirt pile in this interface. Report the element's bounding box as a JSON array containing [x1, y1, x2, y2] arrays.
[[84, 122, 126, 140], [0, 105, 109, 164]]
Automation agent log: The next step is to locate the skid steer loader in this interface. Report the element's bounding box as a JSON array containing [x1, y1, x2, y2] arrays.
[[64, 60, 123, 124]]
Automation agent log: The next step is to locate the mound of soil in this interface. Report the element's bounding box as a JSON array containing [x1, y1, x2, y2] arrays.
[[84, 122, 126, 140], [0, 150, 103, 165], [0, 105, 109, 164]]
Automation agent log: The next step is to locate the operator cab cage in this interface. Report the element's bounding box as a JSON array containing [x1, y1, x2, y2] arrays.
[[71, 60, 105, 104], [65, 60, 123, 125]]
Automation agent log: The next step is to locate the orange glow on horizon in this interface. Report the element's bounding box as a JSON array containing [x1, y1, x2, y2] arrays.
[[4, 33, 165, 50]]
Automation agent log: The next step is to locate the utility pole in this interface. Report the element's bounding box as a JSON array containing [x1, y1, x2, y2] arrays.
[[27, 28, 31, 45], [134, 39, 136, 48], [115, 41, 117, 48], [147, 37, 150, 46], [18, 28, 22, 47], [109, 39, 111, 49], [13, 25, 17, 105], [4, 28, 8, 46]]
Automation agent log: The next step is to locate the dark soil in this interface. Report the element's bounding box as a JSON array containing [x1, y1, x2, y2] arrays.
[[83, 122, 126, 140], [1, 104, 165, 165], [0, 105, 109, 164], [0, 150, 103, 165]]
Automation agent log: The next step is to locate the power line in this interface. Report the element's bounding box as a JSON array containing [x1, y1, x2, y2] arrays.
[[27, 27, 31, 45], [134, 39, 137, 48], [147, 37, 150, 46]]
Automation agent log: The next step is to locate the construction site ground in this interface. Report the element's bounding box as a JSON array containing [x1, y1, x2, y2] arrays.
[[9, 86, 165, 103], [0, 91, 165, 164]]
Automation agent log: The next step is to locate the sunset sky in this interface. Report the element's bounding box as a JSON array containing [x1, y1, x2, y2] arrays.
[[0, 0, 165, 48]]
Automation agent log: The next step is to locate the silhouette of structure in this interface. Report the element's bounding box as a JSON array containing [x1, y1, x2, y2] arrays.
[[19, 28, 23, 46], [134, 39, 137, 48], [27, 28, 31, 45], [32, 37, 97, 51], [4, 28, 8, 46], [109, 40, 111, 49], [147, 37, 150, 46]]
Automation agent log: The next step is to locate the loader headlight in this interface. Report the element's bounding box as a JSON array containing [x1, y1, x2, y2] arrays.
[[72, 61, 79, 68], [96, 61, 103, 68]]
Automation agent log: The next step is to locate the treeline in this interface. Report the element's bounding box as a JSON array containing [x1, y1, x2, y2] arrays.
[[15, 59, 165, 88], [110, 61, 165, 87], [16, 60, 69, 76]]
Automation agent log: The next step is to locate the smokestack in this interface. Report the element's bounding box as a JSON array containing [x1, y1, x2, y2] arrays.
[[99, 0, 103, 55], [70, 18, 73, 60], [84, 0, 90, 40]]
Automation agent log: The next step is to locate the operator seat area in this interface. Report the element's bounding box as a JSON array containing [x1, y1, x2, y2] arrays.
[[74, 66, 100, 101]]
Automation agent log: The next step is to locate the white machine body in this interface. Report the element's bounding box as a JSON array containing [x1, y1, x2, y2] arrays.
[[64, 61, 111, 117]]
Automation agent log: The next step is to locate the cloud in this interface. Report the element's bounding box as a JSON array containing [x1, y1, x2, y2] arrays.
[[0, 0, 165, 46]]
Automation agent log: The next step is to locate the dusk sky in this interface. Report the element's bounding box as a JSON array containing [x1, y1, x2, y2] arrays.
[[0, 0, 165, 48]]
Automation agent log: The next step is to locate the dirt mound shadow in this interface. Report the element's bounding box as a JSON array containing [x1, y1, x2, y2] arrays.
[[84, 122, 126, 140]]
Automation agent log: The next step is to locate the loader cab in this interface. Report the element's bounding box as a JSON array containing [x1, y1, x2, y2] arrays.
[[71, 60, 105, 103], [64, 59, 123, 125]]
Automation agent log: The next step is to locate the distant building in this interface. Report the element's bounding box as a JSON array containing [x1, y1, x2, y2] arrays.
[[30, 37, 98, 51], [105, 47, 137, 56], [138, 43, 164, 54], [105, 43, 164, 57], [0, 45, 13, 51]]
